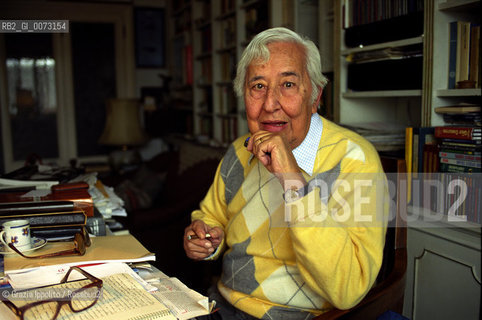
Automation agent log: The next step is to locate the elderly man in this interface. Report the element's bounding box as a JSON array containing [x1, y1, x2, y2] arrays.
[[184, 27, 388, 319]]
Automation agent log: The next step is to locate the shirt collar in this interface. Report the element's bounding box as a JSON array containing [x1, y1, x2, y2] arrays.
[[247, 114, 323, 176], [292, 113, 323, 176]]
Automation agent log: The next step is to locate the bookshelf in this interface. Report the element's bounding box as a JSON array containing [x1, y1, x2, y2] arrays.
[[168, 0, 252, 145], [334, 0, 480, 156], [429, 0, 481, 127], [168, 0, 194, 136], [334, 0, 480, 127], [334, 3, 424, 128], [212, 0, 239, 144], [334, 1, 481, 318], [168, 0, 330, 146]]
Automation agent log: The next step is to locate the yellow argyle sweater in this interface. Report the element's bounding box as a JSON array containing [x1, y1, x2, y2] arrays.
[[192, 117, 389, 319]]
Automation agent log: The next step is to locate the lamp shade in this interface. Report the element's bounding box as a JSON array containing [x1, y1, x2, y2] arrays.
[[99, 98, 148, 146]]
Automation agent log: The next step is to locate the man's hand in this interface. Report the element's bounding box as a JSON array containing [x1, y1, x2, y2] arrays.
[[245, 131, 306, 189], [184, 220, 224, 260]]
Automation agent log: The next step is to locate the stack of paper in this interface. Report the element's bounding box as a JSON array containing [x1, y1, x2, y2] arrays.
[[341, 122, 406, 152], [70, 173, 127, 218], [0, 235, 215, 320]]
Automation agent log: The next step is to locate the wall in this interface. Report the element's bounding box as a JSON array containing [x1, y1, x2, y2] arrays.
[[133, 0, 170, 98]]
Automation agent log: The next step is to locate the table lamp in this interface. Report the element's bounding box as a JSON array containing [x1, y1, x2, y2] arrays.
[[99, 98, 148, 171]]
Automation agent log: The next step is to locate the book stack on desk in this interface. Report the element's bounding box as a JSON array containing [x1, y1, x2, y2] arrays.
[[0, 181, 98, 240], [0, 200, 87, 241]]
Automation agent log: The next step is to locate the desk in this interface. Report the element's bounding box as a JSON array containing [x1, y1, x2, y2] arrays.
[[0, 235, 213, 320]]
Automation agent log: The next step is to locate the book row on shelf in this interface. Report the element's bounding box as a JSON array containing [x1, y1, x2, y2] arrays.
[[342, 0, 424, 48], [171, 39, 194, 87], [217, 85, 237, 115], [406, 124, 481, 174], [409, 170, 481, 224], [220, 0, 235, 15], [342, 0, 424, 29], [218, 17, 236, 49], [172, 4, 191, 34], [244, 1, 268, 43], [194, 1, 211, 28], [198, 26, 212, 53], [220, 115, 238, 146], [219, 51, 236, 82], [197, 115, 237, 147], [448, 21, 480, 89], [405, 105, 481, 224], [199, 58, 213, 85]]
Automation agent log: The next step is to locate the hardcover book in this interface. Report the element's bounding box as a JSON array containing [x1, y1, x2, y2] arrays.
[[0, 210, 86, 229], [435, 126, 481, 141]]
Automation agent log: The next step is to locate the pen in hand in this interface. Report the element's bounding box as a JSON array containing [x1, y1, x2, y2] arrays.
[[187, 233, 211, 240]]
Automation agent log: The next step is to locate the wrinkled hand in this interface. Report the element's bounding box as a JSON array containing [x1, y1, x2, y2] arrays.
[[246, 131, 299, 174], [245, 131, 305, 188], [184, 220, 224, 261]]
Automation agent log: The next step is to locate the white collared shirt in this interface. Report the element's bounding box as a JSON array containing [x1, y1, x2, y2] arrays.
[[292, 113, 323, 176], [247, 113, 323, 176]]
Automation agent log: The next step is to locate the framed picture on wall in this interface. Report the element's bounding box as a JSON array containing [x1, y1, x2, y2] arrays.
[[134, 7, 165, 68]]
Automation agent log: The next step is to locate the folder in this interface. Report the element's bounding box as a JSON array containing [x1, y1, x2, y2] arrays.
[[4, 234, 155, 273]]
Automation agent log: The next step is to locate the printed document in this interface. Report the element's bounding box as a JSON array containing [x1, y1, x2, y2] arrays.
[[4, 273, 176, 320]]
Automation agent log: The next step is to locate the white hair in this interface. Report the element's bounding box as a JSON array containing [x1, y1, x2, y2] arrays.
[[233, 27, 328, 105]]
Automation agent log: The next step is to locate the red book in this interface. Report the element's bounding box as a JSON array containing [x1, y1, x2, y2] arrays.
[[422, 143, 439, 173], [434, 126, 481, 141], [0, 182, 93, 217], [184, 45, 193, 85]]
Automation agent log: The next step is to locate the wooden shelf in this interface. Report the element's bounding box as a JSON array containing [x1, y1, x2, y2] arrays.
[[408, 205, 481, 232], [343, 90, 422, 98], [215, 10, 235, 21], [215, 81, 233, 87], [196, 52, 212, 60], [215, 45, 236, 53], [436, 88, 482, 97], [240, 0, 262, 9], [341, 37, 423, 56], [172, 3, 191, 17], [216, 113, 238, 118], [438, 0, 480, 11]]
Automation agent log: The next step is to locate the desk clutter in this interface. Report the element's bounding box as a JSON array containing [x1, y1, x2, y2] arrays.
[[0, 162, 131, 238], [0, 166, 215, 319], [0, 234, 214, 319]]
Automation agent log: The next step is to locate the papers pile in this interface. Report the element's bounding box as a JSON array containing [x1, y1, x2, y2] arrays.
[[342, 122, 406, 152], [70, 173, 127, 218], [0, 235, 215, 319]]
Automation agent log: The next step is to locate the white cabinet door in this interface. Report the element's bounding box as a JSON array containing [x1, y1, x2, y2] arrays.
[[404, 226, 481, 319]]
